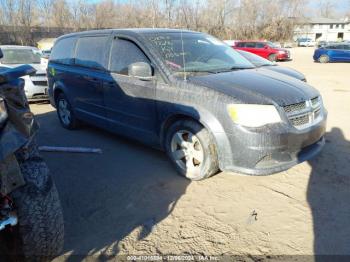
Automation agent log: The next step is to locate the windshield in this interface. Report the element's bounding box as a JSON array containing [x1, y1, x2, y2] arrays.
[[0, 48, 41, 64], [237, 50, 274, 67], [145, 32, 254, 74]]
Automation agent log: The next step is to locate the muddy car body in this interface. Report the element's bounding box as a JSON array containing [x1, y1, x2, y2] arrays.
[[47, 29, 327, 180]]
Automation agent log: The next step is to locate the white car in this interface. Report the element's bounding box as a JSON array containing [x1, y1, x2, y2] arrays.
[[0, 45, 48, 101], [298, 38, 316, 47]]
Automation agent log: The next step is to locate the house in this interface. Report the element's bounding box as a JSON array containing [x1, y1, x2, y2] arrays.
[[293, 17, 350, 42]]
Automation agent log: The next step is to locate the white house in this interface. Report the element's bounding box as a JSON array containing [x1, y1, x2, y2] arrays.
[[294, 17, 350, 42]]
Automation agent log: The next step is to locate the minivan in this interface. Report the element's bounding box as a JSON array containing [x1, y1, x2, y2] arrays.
[[48, 29, 327, 180]]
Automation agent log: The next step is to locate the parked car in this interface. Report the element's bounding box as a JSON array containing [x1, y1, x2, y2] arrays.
[[313, 43, 350, 63], [48, 29, 327, 180], [237, 50, 306, 82], [232, 41, 291, 61], [298, 38, 316, 47], [41, 49, 51, 59], [0, 45, 48, 101]]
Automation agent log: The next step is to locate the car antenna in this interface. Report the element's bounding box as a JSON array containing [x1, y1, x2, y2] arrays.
[[180, 29, 187, 81]]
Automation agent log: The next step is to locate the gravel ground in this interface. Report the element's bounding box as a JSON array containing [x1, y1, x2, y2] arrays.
[[30, 47, 350, 260]]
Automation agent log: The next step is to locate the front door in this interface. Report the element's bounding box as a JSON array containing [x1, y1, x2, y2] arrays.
[[103, 37, 158, 145]]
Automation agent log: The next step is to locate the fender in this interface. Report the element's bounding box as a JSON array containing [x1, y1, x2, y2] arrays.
[[159, 104, 233, 171], [50, 80, 69, 107]]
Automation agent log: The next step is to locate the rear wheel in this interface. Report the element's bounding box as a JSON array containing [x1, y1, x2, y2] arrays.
[[319, 55, 329, 63], [268, 54, 277, 62], [165, 120, 219, 181], [56, 93, 80, 129]]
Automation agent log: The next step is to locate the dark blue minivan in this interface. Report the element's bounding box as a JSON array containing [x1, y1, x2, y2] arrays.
[[313, 43, 350, 63], [48, 29, 327, 180]]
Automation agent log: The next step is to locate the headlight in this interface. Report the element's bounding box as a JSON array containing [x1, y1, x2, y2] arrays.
[[278, 50, 286, 54], [227, 104, 282, 127], [0, 98, 8, 124]]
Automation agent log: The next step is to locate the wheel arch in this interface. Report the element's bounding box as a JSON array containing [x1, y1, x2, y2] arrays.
[[52, 81, 68, 106], [160, 108, 233, 171]]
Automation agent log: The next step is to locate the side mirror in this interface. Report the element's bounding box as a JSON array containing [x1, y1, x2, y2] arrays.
[[128, 62, 153, 81], [264, 45, 269, 49]]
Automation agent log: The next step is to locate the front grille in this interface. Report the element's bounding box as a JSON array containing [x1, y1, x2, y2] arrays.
[[35, 73, 46, 77], [283, 96, 323, 129], [290, 115, 309, 126], [32, 80, 48, 86], [283, 101, 306, 114]]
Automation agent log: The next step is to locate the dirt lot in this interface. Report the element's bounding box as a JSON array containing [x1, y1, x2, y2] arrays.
[[30, 47, 350, 259]]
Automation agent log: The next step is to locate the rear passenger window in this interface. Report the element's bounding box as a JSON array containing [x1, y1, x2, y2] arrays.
[[75, 36, 109, 69], [245, 42, 256, 48], [256, 43, 265, 48], [236, 42, 245, 47], [109, 39, 150, 75], [50, 37, 76, 65]]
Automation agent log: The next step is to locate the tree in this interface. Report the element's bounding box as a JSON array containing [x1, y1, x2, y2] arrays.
[[318, 0, 336, 18]]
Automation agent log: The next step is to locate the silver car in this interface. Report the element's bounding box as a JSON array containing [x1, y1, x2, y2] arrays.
[[0, 45, 48, 101]]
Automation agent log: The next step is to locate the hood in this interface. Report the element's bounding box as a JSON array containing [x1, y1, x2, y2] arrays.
[[188, 68, 319, 106], [260, 66, 305, 81]]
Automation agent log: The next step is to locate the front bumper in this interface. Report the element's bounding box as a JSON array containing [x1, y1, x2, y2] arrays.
[[222, 113, 327, 175], [276, 52, 291, 61], [22, 75, 49, 100]]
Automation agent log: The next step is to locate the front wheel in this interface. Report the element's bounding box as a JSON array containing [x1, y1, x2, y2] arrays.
[[319, 55, 329, 63], [56, 93, 80, 129], [268, 54, 277, 62], [165, 120, 219, 181]]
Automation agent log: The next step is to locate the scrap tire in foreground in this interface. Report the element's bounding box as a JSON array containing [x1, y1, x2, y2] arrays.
[[8, 143, 64, 261]]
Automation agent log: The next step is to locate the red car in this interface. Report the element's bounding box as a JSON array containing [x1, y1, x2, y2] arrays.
[[232, 41, 291, 61]]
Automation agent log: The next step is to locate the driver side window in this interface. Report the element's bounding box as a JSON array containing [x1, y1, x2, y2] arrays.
[[109, 38, 150, 75]]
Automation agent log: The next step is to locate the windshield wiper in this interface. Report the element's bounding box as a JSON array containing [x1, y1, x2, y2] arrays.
[[212, 66, 254, 73]]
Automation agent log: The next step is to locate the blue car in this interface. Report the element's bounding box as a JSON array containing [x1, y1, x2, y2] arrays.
[[313, 43, 350, 63]]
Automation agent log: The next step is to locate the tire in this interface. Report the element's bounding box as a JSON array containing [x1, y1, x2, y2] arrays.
[[164, 119, 219, 181], [8, 143, 64, 261], [268, 54, 277, 62], [319, 55, 329, 63], [56, 93, 80, 129]]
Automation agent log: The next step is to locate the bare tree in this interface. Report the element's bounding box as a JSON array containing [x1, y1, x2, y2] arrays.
[[318, 0, 336, 18], [38, 0, 54, 30], [52, 0, 71, 28]]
